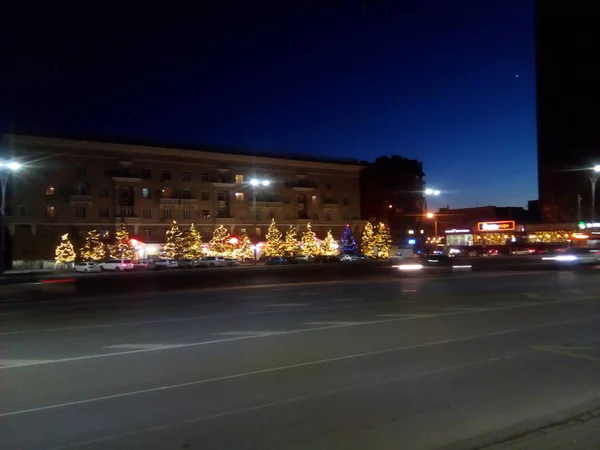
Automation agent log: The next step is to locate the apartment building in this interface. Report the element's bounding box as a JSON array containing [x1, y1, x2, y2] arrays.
[[3, 135, 366, 264]]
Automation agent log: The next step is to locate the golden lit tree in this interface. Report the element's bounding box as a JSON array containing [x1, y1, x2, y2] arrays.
[[360, 222, 376, 257], [164, 220, 185, 259], [184, 223, 202, 259], [263, 218, 284, 256], [374, 222, 393, 258], [109, 223, 135, 259], [55, 233, 76, 264], [209, 225, 232, 256], [321, 229, 340, 256], [282, 225, 299, 257], [235, 228, 253, 260], [80, 229, 105, 261], [300, 222, 320, 256]]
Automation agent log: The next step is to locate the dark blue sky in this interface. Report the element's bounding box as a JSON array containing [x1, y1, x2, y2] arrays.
[[2, 0, 536, 209]]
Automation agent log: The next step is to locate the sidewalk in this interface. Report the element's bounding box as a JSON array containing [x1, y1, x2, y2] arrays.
[[483, 410, 600, 450]]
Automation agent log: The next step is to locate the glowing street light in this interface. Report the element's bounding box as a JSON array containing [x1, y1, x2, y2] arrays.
[[425, 212, 438, 246], [424, 188, 440, 196]]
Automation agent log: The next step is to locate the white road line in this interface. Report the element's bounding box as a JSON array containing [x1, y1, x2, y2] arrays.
[[377, 314, 433, 318], [213, 331, 275, 337], [0, 359, 56, 367], [4, 312, 597, 417], [103, 344, 181, 350], [45, 351, 536, 450], [401, 289, 417, 292], [267, 303, 310, 307], [527, 293, 541, 298], [303, 321, 372, 326], [443, 307, 492, 312]]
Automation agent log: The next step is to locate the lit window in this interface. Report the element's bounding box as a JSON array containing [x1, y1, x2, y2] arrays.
[[45, 206, 55, 217], [312, 196, 318, 204], [45, 186, 55, 196], [255, 227, 261, 236], [235, 192, 244, 201], [235, 175, 244, 183], [142, 188, 151, 198]]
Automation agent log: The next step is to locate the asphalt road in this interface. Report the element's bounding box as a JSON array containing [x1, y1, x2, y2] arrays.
[[2, 270, 600, 450]]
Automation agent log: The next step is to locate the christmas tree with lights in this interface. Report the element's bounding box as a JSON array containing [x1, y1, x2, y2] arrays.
[[164, 220, 185, 259], [300, 222, 320, 256], [360, 222, 376, 257], [184, 223, 202, 259], [209, 225, 232, 256], [80, 229, 106, 261], [374, 222, 393, 259], [263, 218, 283, 256], [55, 233, 76, 264], [109, 223, 135, 260], [321, 229, 339, 256], [283, 225, 299, 257], [235, 228, 253, 260], [340, 224, 358, 254]]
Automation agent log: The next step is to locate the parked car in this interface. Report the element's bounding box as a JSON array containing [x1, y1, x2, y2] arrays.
[[177, 258, 194, 269], [224, 258, 239, 267], [98, 259, 134, 272], [154, 259, 178, 270], [266, 257, 287, 265], [133, 259, 153, 270], [74, 262, 101, 273], [196, 256, 227, 268]]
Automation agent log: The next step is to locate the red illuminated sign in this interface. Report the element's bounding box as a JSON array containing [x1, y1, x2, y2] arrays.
[[477, 221, 515, 232]]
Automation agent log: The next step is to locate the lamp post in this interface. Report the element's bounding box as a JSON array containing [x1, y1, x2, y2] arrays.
[[249, 178, 270, 263], [589, 165, 600, 225], [0, 161, 22, 274], [426, 212, 438, 243]]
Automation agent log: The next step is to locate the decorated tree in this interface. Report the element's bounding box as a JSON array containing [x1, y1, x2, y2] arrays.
[[184, 223, 202, 259], [360, 222, 376, 257], [164, 220, 185, 259], [263, 218, 284, 256], [300, 222, 320, 256], [321, 229, 339, 256], [209, 225, 232, 256], [235, 228, 253, 260], [55, 233, 76, 264], [340, 224, 358, 254], [374, 222, 393, 259], [282, 225, 299, 257], [109, 223, 135, 259], [80, 229, 105, 261]]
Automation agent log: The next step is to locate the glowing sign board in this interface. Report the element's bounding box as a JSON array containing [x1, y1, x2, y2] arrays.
[[477, 221, 515, 232]]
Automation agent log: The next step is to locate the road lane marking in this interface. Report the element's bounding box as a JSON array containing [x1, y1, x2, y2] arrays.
[[103, 344, 181, 350], [2, 292, 598, 337], [6, 312, 597, 416], [532, 346, 600, 362], [42, 350, 535, 450], [267, 303, 310, 307], [526, 293, 541, 298], [377, 314, 433, 318], [303, 321, 371, 326], [0, 359, 56, 367], [213, 331, 276, 337], [401, 289, 417, 292], [443, 307, 492, 312]]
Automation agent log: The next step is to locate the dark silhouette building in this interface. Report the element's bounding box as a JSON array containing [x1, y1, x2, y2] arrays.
[[360, 155, 425, 245], [536, 1, 600, 222]]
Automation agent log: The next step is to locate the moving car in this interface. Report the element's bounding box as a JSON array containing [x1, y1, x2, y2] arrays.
[[542, 247, 600, 267], [392, 254, 472, 276]]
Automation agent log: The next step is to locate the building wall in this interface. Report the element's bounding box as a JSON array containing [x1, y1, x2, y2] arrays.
[[360, 155, 425, 245], [3, 135, 366, 262], [536, 0, 600, 222]]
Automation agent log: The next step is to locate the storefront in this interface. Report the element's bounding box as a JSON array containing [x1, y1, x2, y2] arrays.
[[444, 228, 474, 247]]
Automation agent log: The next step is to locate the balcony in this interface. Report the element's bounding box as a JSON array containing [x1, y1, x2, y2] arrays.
[[69, 195, 93, 206], [180, 198, 200, 206], [212, 176, 236, 188], [322, 200, 339, 212], [254, 196, 283, 207], [108, 169, 142, 182], [290, 180, 318, 191], [159, 198, 179, 207]]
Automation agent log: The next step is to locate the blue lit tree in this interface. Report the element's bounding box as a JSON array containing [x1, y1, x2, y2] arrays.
[[340, 224, 358, 254]]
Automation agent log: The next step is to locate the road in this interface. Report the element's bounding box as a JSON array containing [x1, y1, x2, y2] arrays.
[[1, 270, 599, 450]]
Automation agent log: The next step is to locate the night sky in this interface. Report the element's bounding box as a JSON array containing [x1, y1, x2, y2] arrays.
[[2, 0, 536, 210]]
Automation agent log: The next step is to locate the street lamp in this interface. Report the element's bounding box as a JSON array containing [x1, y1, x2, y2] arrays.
[[249, 179, 270, 263], [0, 160, 22, 274], [590, 165, 600, 224], [425, 212, 438, 249]]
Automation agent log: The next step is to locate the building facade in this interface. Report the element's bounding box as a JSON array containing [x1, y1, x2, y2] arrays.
[[536, 0, 600, 222], [2, 135, 366, 266], [360, 155, 425, 245]]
